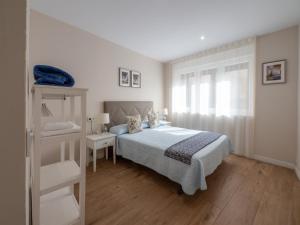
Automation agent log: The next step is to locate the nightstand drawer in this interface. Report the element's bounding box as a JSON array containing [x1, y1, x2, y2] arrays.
[[95, 137, 115, 149]]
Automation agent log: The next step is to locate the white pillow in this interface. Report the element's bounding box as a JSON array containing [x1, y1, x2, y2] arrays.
[[109, 124, 128, 135], [147, 111, 160, 128]]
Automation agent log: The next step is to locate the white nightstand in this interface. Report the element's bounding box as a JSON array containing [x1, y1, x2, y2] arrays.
[[86, 133, 117, 172]]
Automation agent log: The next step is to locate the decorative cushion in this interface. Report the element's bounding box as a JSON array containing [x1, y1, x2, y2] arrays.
[[127, 115, 142, 134], [141, 115, 149, 123], [147, 111, 160, 128]]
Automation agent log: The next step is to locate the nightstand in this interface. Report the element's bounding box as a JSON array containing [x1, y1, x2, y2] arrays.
[[86, 133, 117, 172]]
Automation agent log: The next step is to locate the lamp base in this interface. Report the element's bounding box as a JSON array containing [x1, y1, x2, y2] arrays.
[[100, 124, 108, 133], [104, 125, 108, 133]]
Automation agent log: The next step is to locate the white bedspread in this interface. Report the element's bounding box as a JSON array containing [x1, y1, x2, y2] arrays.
[[117, 126, 232, 195]]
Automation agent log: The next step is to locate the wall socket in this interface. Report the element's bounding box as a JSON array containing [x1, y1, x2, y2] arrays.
[[87, 117, 96, 122]]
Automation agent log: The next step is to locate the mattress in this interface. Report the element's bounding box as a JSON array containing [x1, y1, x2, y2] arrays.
[[117, 126, 232, 195]]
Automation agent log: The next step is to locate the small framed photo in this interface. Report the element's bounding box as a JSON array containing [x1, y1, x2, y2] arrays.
[[262, 60, 286, 85], [119, 68, 130, 87], [131, 71, 141, 88]]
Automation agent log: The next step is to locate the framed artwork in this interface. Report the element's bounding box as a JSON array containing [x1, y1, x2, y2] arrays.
[[119, 68, 130, 87], [262, 60, 287, 85], [131, 71, 141, 88]]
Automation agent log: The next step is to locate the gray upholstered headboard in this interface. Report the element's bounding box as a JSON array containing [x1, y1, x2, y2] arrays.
[[104, 101, 153, 128]]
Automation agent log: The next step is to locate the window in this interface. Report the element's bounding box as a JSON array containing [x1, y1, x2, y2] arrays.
[[172, 61, 252, 117], [171, 39, 256, 157]]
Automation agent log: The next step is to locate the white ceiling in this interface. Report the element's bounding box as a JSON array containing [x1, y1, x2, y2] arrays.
[[30, 0, 300, 62]]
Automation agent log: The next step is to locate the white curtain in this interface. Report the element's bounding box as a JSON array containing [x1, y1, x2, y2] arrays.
[[171, 38, 256, 157]]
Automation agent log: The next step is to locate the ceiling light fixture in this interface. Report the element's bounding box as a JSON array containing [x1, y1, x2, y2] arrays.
[[200, 35, 205, 40]]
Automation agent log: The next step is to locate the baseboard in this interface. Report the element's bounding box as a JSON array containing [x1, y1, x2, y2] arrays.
[[253, 154, 295, 169], [296, 167, 300, 180]]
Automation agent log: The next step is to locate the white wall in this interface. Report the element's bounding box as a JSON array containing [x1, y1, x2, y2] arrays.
[[0, 0, 27, 224], [255, 26, 298, 166], [30, 11, 164, 115], [29, 10, 164, 164]]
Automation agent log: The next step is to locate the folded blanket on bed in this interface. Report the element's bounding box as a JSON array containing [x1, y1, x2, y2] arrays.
[[164, 131, 222, 165], [33, 65, 75, 87]]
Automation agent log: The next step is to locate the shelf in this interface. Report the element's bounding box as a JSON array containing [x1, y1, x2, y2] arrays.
[[40, 160, 81, 196], [41, 131, 81, 143], [41, 122, 81, 136], [41, 186, 72, 203], [32, 85, 87, 100], [31, 84, 87, 225], [40, 193, 80, 225]]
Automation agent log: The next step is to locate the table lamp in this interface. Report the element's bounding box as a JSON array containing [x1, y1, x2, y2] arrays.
[[99, 113, 110, 133]]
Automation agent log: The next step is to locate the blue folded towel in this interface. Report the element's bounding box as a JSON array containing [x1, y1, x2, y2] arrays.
[[33, 65, 75, 87]]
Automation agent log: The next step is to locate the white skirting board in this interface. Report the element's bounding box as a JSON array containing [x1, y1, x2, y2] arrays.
[[253, 154, 300, 180], [253, 154, 295, 169]]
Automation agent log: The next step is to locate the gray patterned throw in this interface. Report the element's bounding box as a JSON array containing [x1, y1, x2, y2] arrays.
[[164, 132, 222, 165]]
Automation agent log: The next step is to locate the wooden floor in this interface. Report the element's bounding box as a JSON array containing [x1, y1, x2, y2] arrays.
[[85, 155, 300, 225]]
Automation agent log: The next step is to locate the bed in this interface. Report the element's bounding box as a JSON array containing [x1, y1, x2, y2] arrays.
[[104, 101, 232, 195]]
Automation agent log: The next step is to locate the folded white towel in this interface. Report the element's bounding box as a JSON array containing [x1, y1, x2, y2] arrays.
[[41, 122, 81, 137], [43, 121, 74, 131]]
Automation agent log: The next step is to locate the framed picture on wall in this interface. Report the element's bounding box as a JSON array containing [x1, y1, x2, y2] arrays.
[[262, 60, 287, 85], [119, 68, 130, 87], [131, 70, 141, 88]]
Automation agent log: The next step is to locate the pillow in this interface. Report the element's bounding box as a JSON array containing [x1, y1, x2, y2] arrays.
[[127, 115, 142, 134], [141, 115, 149, 123], [109, 124, 128, 135], [147, 111, 160, 128], [141, 121, 150, 129], [159, 120, 171, 126]]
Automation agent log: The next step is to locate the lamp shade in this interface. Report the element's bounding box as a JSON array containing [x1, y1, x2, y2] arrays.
[[99, 113, 110, 124], [163, 108, 168, 115]]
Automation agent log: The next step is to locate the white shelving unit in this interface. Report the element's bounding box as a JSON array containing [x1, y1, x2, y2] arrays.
[[31, 85, 87, 225]]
